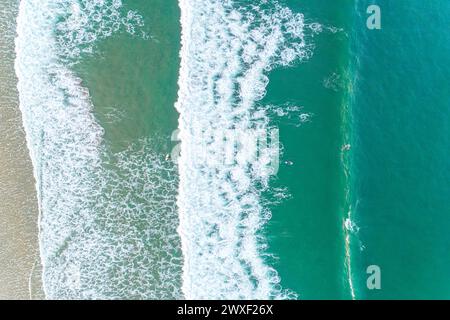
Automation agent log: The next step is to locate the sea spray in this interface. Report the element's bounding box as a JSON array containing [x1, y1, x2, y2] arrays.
[[175, 0, 318, 299]]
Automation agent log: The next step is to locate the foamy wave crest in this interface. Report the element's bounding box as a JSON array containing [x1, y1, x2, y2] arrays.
[[56, 0, 148, 60], [176, 0, 313, 299], [15, 0, 182, 299]]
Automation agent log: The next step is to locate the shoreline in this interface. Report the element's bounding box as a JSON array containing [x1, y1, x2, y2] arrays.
[[0, 0, 43, 299]]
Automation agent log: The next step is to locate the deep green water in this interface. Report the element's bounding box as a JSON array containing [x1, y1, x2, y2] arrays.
[[350, 0, 450, 299], [269, 0, 450, 299]]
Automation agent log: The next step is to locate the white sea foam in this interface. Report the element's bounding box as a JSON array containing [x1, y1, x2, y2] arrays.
[[175, 0, 315, 299], [55, 0, 148, 60], [15, 0, 181, 299]]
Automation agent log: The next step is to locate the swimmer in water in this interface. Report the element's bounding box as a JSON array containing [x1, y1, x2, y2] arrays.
[[342, 144, 351, 151], [284, 160, 294, 166]]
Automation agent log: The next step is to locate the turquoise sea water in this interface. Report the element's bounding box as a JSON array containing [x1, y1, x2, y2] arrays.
[[11, 0, 450, 299], [349, 0, 450, 299], [265, 0, 353, 299]]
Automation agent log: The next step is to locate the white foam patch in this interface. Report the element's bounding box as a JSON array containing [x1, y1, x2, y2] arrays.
[[56, 0, 148, 60], [15, 0, 181, 299], [268, 104, 314, 127], [175, 0, 315, 299]]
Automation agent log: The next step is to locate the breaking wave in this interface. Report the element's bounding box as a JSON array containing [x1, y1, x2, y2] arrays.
[[175, 0, 317, 299], [15, 0, 182, 299]]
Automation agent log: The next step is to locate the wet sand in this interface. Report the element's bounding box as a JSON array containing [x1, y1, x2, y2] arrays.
[[0, 0, 43, 299]]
